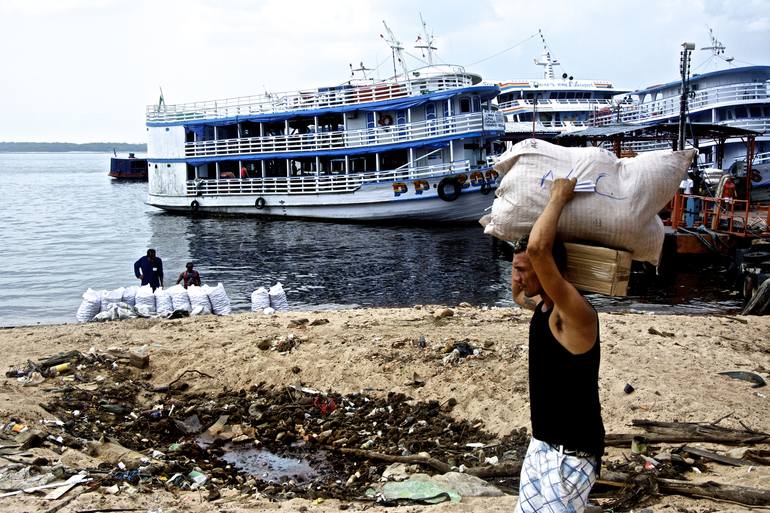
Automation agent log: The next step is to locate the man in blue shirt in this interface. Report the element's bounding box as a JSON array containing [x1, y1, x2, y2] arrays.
[[134, 249, 164, 291]]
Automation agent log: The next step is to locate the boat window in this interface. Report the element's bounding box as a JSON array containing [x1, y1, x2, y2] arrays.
[[749, 106, 762, 118], [472, 96, 481, 112], [565, 92, 575, 99], [459, 97, 471, 113], [426, 103, 436, 120], [366, 112, 376, 129], [396, 110, 407, 124]]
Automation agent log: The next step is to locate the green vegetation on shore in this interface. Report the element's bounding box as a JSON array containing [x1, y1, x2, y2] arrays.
[[0, 142, 146, 153]]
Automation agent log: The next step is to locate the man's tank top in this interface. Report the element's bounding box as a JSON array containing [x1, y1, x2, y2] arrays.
[[529, 302, 604, 456]]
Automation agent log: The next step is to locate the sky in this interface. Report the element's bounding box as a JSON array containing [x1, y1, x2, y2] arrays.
[[0, 0, 768, 143]]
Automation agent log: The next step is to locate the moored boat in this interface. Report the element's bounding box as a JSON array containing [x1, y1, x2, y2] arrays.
[[109, 152, 148, 180], [590, 30, 770, 202], [145, 22, 505, 221], [496, 30, 628, 140]]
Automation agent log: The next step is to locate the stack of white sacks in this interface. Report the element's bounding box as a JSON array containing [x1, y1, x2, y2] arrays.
[[75, 282, 232, 323], [251, 282, 289, 314]]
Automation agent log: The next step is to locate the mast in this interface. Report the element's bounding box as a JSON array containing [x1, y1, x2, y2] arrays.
[[414, 13, 437, 66], [701, 26, 734, 69], [533, 29, 559, 80], [382, 21, 409, 81]]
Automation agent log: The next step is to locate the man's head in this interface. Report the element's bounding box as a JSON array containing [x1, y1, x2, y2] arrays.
[[147, 249, 156, 260], [186, 262, 194, 271], [511, 234, 567, 297]]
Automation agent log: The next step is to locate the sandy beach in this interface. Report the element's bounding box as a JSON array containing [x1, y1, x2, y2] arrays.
[[0, 306, 768, 512]]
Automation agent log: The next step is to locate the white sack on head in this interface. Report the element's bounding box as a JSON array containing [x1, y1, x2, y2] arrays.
[[134, 284, 157, 315], [207, 283, 232, 315], [483, 139, 696, 265], [188, 285, 212, 315], [251, 287, 270, 312], [154, 287, 174, 317], [76, 288, 102, 323], [167, 284, 192, 312]]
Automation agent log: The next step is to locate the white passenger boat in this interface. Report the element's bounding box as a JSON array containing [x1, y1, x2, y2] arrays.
[[145, 24, 505, 221], [590, 30, 770, 200], [496, 31, 628, 138]]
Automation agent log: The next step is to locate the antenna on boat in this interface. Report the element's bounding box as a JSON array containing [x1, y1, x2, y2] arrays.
[[701, 26, 734, 68], [533, 29, 560, 80], [350, 61, 373, 80], [381, 21, 409, 81], [414, 13, 437, 65]]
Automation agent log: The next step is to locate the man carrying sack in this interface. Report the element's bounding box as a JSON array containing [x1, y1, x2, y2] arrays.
[[511, 177, 604, 513]]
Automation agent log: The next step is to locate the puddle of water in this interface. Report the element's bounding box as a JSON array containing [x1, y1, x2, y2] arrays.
[[220, 446, 319, 483]]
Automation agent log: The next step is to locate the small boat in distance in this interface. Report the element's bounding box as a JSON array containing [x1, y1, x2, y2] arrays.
[[144, 20, 505, 221], [109, 152, 148, 180]]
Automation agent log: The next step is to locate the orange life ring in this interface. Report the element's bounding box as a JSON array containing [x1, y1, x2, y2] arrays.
[[378, 115, 394, 127]]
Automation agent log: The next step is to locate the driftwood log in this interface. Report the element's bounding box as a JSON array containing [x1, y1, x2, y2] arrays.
[[606, 419, 770, 446], [336, 447, 522, 478], [601, 470, 770, 507]]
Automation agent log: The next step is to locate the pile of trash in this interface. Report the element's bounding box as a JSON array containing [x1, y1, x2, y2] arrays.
[[251, 282, 289, 315], [76, 283, 231, 323], [2, 347, 529, 503]]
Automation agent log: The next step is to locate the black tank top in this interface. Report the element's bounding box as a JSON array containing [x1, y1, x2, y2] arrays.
[[529, 302, 604, 456]]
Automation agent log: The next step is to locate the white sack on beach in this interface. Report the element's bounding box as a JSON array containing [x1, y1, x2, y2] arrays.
[[75, 288, 102, 323], [154, 287, 174, 317], [268, 282, 289, 312], [134, 285, 157, 315], [251, 287, 270, 312], [483, 139, 696, 265], [188, 285, 212, 315], [100, 287, 125, 312], [121, 285, 138, 307], [207, 283, 232, 315], [167, 284, 192, 312]]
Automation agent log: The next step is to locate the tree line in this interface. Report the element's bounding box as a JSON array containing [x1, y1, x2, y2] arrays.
[[0, 142, 147, 153]]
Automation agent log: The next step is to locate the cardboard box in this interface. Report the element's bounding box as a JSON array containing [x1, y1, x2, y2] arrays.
[[564, 242, 632, 296]]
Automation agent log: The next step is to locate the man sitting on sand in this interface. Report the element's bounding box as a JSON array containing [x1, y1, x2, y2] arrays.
[[511, 177, 604, 513], [176, 262, 201, 289]]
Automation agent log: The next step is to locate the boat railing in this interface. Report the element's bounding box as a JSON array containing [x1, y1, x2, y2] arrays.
[[184, 160, 474, 196], [497, 98, 615, 111], [147, 74, 477, 124], [184, 111, 505, 157], [670, 193, 770, 236], [591, 81, 770, 125]]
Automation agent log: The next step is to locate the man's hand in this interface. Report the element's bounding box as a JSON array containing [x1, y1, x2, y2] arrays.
[[550, 177, 577, 206]]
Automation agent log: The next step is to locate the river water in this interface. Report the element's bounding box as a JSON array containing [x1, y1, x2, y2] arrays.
[[0, 153, 742, 327]]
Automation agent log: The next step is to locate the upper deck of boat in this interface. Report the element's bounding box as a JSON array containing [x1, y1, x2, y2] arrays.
[[146, 66, 493, 126]]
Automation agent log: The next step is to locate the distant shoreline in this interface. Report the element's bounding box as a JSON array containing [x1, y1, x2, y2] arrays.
[[0, 142, 146, 153]]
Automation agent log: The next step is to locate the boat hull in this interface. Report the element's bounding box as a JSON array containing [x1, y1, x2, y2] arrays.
[[148, 179, 496, 222]]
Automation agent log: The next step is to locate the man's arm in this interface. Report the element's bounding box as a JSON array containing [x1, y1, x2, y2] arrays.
[[158, 259, 164, 288], [176, 272, 184, 285], [528, 178, 598, 354], [134, 258, 143, 280]]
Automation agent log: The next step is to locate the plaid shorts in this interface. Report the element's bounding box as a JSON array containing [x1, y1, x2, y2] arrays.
[[514, 437, 598, 513]]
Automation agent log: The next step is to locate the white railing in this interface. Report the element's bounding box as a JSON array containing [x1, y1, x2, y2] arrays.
[[498, 98, 615, 111], [184, 160, 476, 196], [184, 112, 505, 158], [591, 81, 770, 125], [504, 120, 590, 133], [147, 73, 477, 124]]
